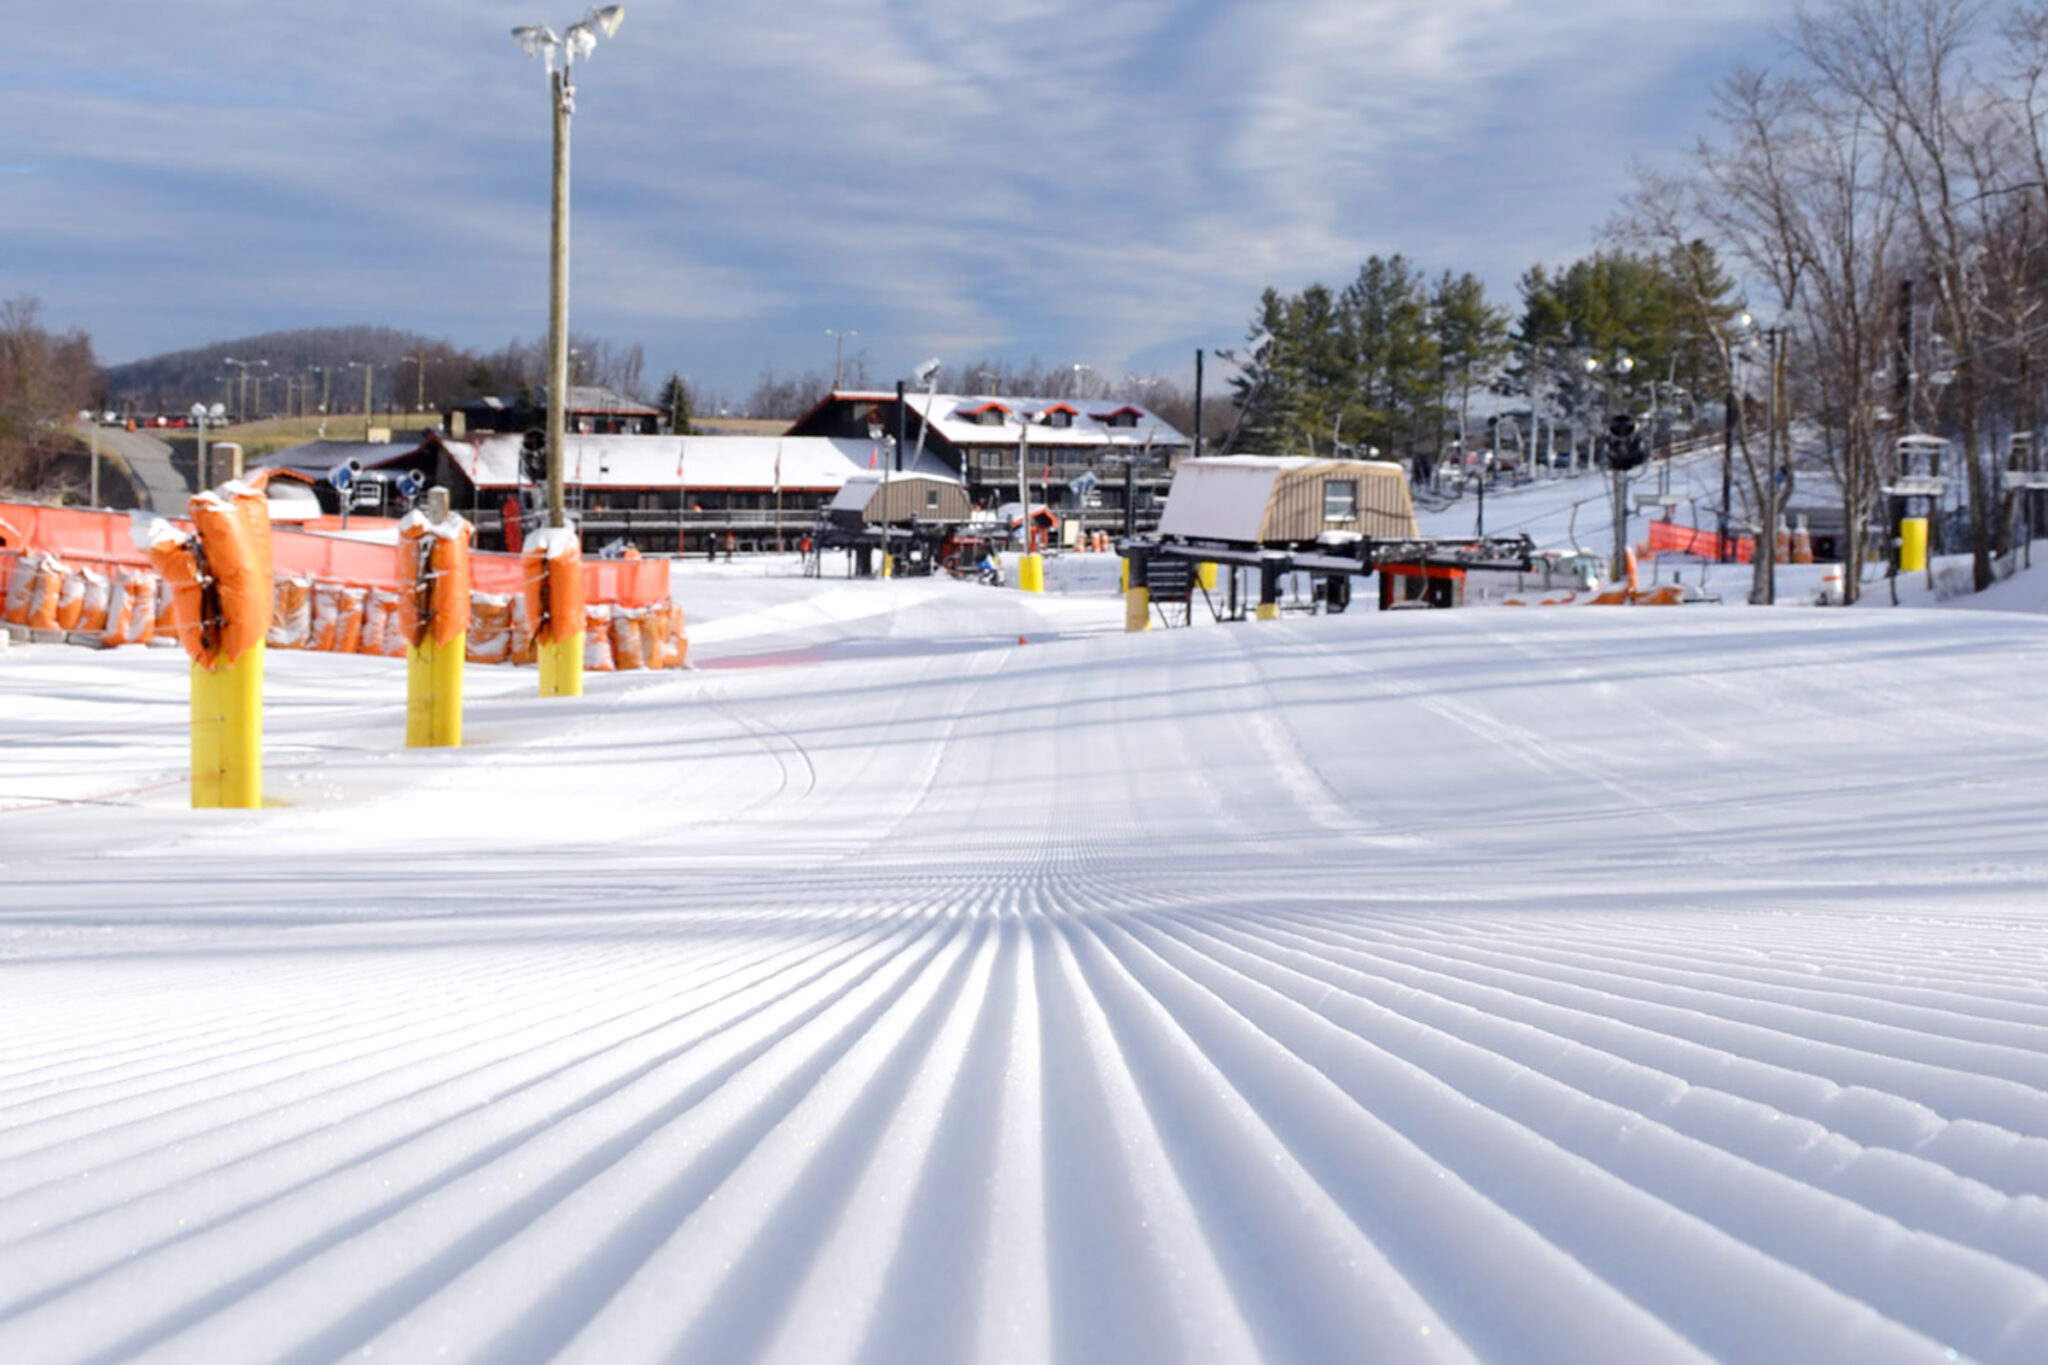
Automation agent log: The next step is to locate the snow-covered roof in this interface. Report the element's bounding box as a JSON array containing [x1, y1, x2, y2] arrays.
[[827, 390, 1189, 450], [251, 439, 427, 475], [440, 433, 956, 492], [456, 386, 659, 416]]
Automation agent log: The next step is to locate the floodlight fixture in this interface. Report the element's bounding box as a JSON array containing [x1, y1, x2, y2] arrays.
[[508, 5, 630, 539], [512, 24, 562, 69], [512, 5, 623, 75], [913, 357, 942, 386]]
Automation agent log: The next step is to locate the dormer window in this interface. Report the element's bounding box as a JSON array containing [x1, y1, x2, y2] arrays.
[[1093, 405, 1143, 428], [960, 401, 1011, 427], [1041, 404, 1077, 429]]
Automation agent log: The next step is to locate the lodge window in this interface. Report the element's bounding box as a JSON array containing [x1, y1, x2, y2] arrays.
[[925, 488, 940, 510], [1045, 410, 1073, 428], [1324, 479, 1357, 521]]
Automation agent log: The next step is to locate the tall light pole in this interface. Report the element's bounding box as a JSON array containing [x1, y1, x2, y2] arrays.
[[1586, 353, 1635, 580], [1754, 323, 1787, 606], [514, 5, 627, 531], [1719, 311, 1754, 563], [349, 361, 375, 440], [222, 357, 268, 421], [826, 329, 856, 391], [78, 411, 100, 506], [402, 353, 427, 413]]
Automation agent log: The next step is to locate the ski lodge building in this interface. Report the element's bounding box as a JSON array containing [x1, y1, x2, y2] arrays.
[[253, 386, 1190, 554]]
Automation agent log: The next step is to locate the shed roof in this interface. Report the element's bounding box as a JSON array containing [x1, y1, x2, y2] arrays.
[[1157, 456, 1409, 543]]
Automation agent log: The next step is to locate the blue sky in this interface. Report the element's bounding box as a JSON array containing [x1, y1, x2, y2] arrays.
[[3, 1, 1788, 401]]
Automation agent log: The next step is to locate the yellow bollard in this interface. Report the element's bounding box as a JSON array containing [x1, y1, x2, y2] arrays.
[[1017, 553, 1044, 593], [539, 635, 584, 696], [406, 636, 464, 747], [400, 497, 473, 746], [1197, 562, 1217, 591], [1899, 517, 1928, 573], [191, 643, 264, 808], [1256, 602, 1281, 621], [1125, 585, 1150, 632], [149, 481, 273, 810]]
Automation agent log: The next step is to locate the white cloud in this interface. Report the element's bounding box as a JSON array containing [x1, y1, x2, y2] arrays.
[[14, 0, 1789, 386]]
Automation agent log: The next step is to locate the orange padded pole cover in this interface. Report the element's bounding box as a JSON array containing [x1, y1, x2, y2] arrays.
[[521, 530, 585, 648], [399, 516, 474, 649]]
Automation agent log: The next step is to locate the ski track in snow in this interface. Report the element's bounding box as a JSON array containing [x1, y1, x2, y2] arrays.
[[2, 570, 2047, 1364]]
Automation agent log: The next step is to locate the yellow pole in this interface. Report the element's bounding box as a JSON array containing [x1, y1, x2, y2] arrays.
[[1197, 562, 1218, 591], [406, 636, 465, 747], [1125, 585, 1150, 632], [540, 634, 584, 696], [1018, 553, 1044, 593], [1255, 602, 1281, 621], [191, 642, 263, 808]]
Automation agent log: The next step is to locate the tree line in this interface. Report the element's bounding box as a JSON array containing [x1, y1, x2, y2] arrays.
[[1624, 0, 2048, 600], [0, 298, 99, 496], [1228, 0, 2048, 604]]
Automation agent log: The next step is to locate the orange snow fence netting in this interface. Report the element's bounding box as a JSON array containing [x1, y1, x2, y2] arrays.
[[269, 575, 312, 649], [466, 593, 514, 665], [2, 500, 685, 668], [1641, 520, 1755, 563]]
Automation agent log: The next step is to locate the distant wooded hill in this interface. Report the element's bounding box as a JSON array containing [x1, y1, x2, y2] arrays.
[[102, 326, 652, 420], [105, 326, 452, 418]]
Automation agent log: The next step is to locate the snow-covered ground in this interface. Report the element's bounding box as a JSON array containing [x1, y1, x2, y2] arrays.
[[4, 484, 2048, 1363]]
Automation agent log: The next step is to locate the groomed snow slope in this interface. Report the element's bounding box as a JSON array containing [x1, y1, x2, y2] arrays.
[[3, 574, 2047, 1364]]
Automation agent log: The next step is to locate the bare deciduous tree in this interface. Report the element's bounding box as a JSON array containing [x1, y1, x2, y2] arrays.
[[0, 296, 99, 497]]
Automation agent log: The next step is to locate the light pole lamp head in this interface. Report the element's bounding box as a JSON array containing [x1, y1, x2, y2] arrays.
[[913, 357, 941, 386], [561, 6, 624, 65], [512, 23, 561, 70]]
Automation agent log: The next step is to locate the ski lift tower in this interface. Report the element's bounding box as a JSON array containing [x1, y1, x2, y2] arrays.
[[1883, 433, 1952, 597]]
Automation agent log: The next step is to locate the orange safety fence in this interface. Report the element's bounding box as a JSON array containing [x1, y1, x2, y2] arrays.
[[2, 500, 684, 669], [0, 501, 670, 604], [1641, 519, 1754, 563]]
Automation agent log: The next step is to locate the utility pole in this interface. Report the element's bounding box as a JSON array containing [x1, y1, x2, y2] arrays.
[[546, 61, 571, 528], [827, 329, 855, 391], [1753, 326, 1784, 606], [403, 354, 427, 414], [356, 362, 375, 441]]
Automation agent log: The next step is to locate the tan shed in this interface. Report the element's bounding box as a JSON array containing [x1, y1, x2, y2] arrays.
[[1156, 456, 1417, 546], [826, 473, 973, 526]]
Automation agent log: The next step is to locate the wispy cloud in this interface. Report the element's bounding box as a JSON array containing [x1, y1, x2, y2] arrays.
[[14, 0, 1786, 389]]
